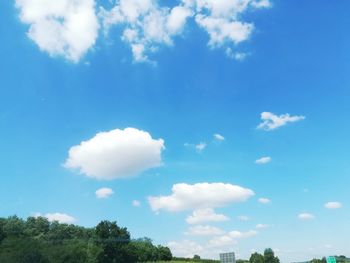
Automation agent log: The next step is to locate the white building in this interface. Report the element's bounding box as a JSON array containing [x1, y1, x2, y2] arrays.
[[220, 252, 236, 263]]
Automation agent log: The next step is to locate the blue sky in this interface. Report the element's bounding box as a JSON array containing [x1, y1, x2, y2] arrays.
[[1, 0, 350, 262]]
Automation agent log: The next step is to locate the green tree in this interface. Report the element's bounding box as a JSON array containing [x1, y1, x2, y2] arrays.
[[264, 248, 280, 263], [95, 220, 134, 263], [250, 253, 264, 263], [157, 245, 172, 261], [193, 254, 201, 260]]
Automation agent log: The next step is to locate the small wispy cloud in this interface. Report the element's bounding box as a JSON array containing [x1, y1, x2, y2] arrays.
[[257, 112, 305, 131], [255, 156, 271, 164], [324, 202, 342, 209], [258, 198, 271, 204], [213, 134, 225, 141], [95, 187, 114, 199], [298, 213, 315, 220], [256, 223, 270, 229], [196, 142, 207, 152], [237, 215, 250, 221]]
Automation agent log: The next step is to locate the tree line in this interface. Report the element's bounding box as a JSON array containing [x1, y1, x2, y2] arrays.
[[0, 216, 172, 263]]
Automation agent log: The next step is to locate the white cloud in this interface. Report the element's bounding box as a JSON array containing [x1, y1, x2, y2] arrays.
[[186, 208, 229, 224], [214, 133, 225, 141], [95, 187, 114, 198], [132, 200, 141, 207], [185, 225, 224, 236], [195, 15, 253, 46], [256, 223, 270, 229], [257, 112, 305, 131], [16, 0, 99, 62], [251, 0, 272, 8], [64, 128, 165, 180], [184, 142, 207, 152], [237, 215, 250, 221], [255, 156, 271, 164], [35, 212, 76, 224], [298, 213, 315, 220], [101, 0, 271, 62], [258, 197, 271, 204], [167, 240, 204, 258], [169, 229, 257, 259], [226, 48, 249, 61], [149, 182, 255, 212], [100, 0, 192, 62], [324, 202, 342, 209], [207, 234, 237, 248], [229, 230, 258, 239], [195, 142, 207, 152], [207, 230, 257, 248], [190, 0, 270, 57]]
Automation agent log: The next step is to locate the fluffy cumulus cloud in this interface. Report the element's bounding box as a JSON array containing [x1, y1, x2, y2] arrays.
[[100, 0, 193, 62], [35, 212, 76, 224], [148, 182, 255, 212], [100, 0, 271, 62], [95, 187, 114, 198], [186, 208, 229, 224], [189, 0, 270, 52], [64, 128, 165, 180], [257, 112, 305, 131], [168, 240, 204, 258], [255, 156, 271, 164], [324, 201, 342, 209], [16, 0, 271, 62], [258, 197, 271, 204], [185, 225, 224, 236], [169, 229, 257, 258], [16, 0, 99, 62], [298, 213, 315, 220]]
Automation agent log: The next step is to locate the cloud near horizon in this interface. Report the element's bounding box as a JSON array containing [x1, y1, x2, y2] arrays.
[[148, 182, 254, 212], [34, 212, 76, 224]]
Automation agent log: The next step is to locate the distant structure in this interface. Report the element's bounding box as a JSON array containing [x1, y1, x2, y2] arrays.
[[220, 252, 236, 263]]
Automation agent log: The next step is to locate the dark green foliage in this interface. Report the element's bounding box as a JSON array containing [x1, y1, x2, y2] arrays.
[[250, 252, 264, 263], [264, 248, 280, 263], [0, 216, 172, 263]]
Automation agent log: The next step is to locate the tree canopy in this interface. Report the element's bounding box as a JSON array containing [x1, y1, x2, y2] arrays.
[[0, 216, 172, 263]]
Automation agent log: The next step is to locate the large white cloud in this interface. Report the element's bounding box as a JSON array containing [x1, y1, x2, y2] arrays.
[[64, 128, 165, 180], [257, 112, 305, 131], [148, 182, 254, 212], [16, 0, 271, 63], [186, 208, 229, 224], [16, 0, 99, 62], [101, 0, 271, 62]]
